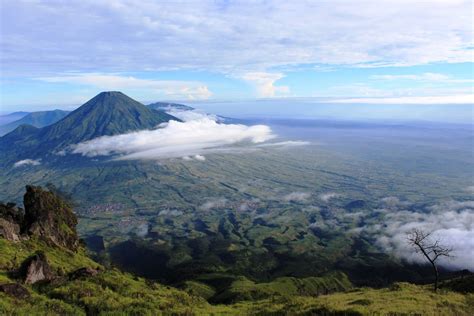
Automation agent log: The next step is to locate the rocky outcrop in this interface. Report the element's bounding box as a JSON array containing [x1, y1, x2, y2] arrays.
[[0, 186, 102, 290], [0, 283, 30, 299], [0, 203, 23, 242], [0, 218, 21, 242], [69, 267, 99, 280], [23, 185, 79, 250], [19, 252, 55, 284], [0, 186, 80, 251]]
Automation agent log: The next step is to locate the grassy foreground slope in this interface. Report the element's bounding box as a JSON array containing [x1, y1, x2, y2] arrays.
[[1, 238, 473, 315], [0, 238, 210, 315], [0, 186, 472, 315]]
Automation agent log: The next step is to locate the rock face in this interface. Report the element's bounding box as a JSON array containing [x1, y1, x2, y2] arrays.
[[0, 186, 80, 250], [20, 252, 55, 284], [0, 202, 23, 242], [23, 185, 79, 250], [0, 283, 30, 299], [0, 186, 97, 288], [69, 267, 99, 280]]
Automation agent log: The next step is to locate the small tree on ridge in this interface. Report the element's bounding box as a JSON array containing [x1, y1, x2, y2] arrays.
[[407, 228, 453, 292]]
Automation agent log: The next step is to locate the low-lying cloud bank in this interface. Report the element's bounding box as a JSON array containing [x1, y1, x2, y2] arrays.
[[283, 192, 311, 202], [256, 141, 310, 148], [13, 159, 41, 167], [319, 192, 343, 202], [370, 199, 474, 270], [200, 198, 227, 211], [72, 115, 275, 160]]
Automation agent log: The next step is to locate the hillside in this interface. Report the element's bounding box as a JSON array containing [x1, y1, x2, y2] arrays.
[[0, 112, 29, 126], [0, 110, 70, 136], [0, 186, 472, 315], [0, 92, 180, 165], [37, 92, 177, 145]]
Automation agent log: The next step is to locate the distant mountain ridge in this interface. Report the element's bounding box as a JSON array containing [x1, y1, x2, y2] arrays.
[[147, 101, 194, 111], [0, 91, 180, 165], [0, 110, 70, 136], [0, 111, 29, 125]]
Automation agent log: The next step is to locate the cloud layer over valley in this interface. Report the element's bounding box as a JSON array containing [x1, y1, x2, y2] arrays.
[[370, 199, 474, 270], [72, 112, 276, 160]]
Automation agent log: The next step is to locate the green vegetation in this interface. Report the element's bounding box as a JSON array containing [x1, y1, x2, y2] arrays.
[[0, 91, 179, 164], [1, 238, 473, 315], [0, 93, 473, 314], [208, 271, 352, 303], [0, 238, 99, 272], [226, 283, 474, 315], [0, 239, 209, 315], [1, 136, 472, 291]]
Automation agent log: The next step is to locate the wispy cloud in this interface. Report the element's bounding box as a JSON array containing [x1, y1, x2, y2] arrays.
[[464, 186, 474, 194], [3, 1, 471, 75], [371, 73, 474, 83], [371, 73, 449, 81], [283, 192, 311, 202], [200, 198, 227, 211], [158, 209, 183, 217], [240, 72, 289, 98], [319, 192, 343, 202], [330, 94, 474, 104], [13, 159, 41, 167], [135, 223, 149, 237], [37, 73, 212, 100]]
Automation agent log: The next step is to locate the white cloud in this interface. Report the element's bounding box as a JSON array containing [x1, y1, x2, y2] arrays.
[[283, 192, 311, 202], [13, 159, 41, 167], [54, 150, 67, 156], [371, 73, 474, 84], [71, 117, 275, 160], [158, 209, 183, 216], [240, 72, 289, 98], [330, 94, 474, 104], [194, 154, 206, 161], [37, 73, 212, 100], [165, 109, 218, 122], [136, 223, 149, 237], [3, 1, 473, 105], [380, 196, 401, 207], [464, 186, 474, 194], [319, 192, 343, 202], [371, 73, 451, 81], [200, 198, 227, 211], [369, 199, 474, 270], [3, 0, 472, 76]]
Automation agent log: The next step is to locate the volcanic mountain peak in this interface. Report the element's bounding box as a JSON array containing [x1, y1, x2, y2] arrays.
[[0, 92, 180, 162], [40, 91, 179, 146]]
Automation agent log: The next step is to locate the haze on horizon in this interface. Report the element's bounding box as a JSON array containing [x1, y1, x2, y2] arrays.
[[0, 0, 473, 122]]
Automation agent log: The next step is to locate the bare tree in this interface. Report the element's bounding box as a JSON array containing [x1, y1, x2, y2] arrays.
[[407, 228, 453, 291]]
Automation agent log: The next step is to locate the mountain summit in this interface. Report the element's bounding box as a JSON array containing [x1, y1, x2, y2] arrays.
[[37, 91, 178, 146], [0, 92, 179, 163]]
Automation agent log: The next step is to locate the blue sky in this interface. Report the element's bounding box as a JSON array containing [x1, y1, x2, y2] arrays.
[[0, 0, 473, 119]]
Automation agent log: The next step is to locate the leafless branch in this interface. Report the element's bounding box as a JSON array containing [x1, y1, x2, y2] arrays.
[[407, 228, 454, 291]]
